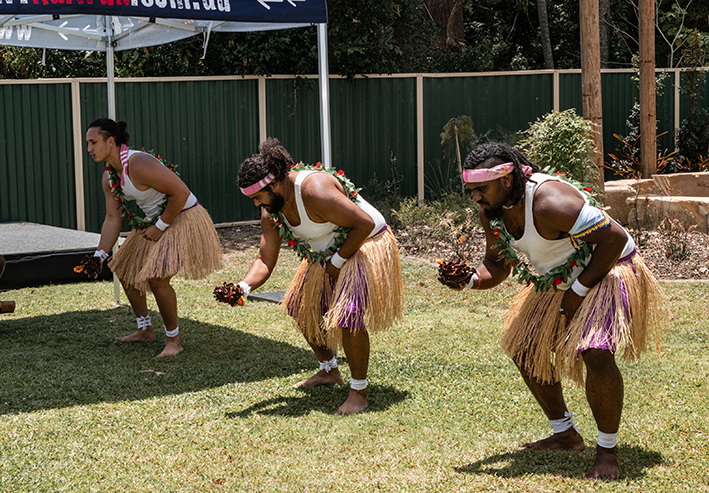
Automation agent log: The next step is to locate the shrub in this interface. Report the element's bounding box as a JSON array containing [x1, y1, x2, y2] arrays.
[[519, 108, 598, 185]]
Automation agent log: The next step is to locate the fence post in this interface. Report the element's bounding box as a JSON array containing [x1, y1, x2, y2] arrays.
[[71, 78, 85, 231], [416, 74, 424, 205], [674, 68, 681, 152], [258, 75, 267, 143]]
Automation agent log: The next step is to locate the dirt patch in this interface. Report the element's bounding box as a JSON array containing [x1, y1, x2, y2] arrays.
[[218, 223, 709, 281]]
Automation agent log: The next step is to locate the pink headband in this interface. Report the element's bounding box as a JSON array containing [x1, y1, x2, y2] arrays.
[[240, 172, 276, 196], [462, 162, 532, 183]]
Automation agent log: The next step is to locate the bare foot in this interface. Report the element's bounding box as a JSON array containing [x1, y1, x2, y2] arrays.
[[294, 368, 344, 388], [116, 328, 157, 343], [335, 388, 368, 416], [520, 427, 586, 451], [156, 340, 183, 357], [587, 446, 620, 480]]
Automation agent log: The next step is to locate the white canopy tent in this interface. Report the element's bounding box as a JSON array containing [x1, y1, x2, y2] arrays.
[[0, 1, 330, 303], [0, 1, 331, 167]]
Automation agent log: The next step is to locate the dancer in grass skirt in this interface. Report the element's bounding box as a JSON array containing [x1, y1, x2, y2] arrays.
[[83, 118, 222, 357]]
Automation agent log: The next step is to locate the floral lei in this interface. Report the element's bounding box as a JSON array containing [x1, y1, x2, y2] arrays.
[[270, 162, 361, 264], [490, 169, 600, 293], [104, 147, 180, 231]]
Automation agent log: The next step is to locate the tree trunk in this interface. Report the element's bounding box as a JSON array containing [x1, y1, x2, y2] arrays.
[[599, 0, 610, 68], [447, 0, 466, 49], [426, 0, 465, 49], [639, 0, 657, 179], [580, 0, 605, 193], [537, 0, 554, 69]]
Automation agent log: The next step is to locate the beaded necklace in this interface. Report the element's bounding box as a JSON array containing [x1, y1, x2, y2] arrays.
[[490, 170, 600, 292], [270, 163, 361, 264], [104, 145, 179, 231]]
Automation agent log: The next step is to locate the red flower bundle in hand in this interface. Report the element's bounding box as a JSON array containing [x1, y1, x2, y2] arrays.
[[74, 254, 103, 279], [213, 282, 245, 306], [436, 258, 475, 289]]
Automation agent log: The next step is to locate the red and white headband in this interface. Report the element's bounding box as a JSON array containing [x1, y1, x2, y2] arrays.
[[462, 162, 532, 183], [240, 172, 275, 196]]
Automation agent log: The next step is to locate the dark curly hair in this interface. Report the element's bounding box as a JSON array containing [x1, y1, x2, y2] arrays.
[[238, 138, 294, 190], [463, 141, 539, 205], [88, 118, 130, 147]]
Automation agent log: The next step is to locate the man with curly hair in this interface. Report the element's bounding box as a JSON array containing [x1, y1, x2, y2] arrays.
[[232, 138, 403, 415], [439, 141, 666, 480]]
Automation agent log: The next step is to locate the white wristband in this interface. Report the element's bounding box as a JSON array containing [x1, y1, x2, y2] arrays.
[[330, 251, 348, 269], [466, 272, 480, 289], [570, 278, 591, 297], [237, 281, 251, 299], [93, 249, 109, 261], [155, 217, 170, 231]]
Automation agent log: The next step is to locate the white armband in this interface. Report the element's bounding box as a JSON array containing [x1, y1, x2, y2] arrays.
[[330, 251, 348, 269], [237, 281, 251, 299], [155, 217, 170, 231], [570, 278, 591, 297], [93, 249, 109, 261]]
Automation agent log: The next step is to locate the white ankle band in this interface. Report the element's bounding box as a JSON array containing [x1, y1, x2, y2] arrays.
[[549, 411, 578, 434], [350, 378, 367, 391], [319, 356, 338, 373], [597, 431, 618, 449], [137, 315, 151, 331], [165, 326, 179, 338]]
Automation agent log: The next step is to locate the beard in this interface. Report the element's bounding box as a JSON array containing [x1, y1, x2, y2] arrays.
[[482, 205, 505, 220], [263, 191, 285, 214]]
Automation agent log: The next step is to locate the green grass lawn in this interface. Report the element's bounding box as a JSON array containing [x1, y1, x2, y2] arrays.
[[0, 248, 707, 492]]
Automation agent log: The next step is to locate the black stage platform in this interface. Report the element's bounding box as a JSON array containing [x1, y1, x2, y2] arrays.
[[0, 222, 286, 304], [0, 222, 116, 291]]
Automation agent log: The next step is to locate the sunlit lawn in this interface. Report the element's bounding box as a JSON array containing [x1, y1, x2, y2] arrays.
[[0, 247, 707, 492]]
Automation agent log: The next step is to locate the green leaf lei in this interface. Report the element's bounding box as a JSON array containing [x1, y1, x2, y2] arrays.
[[490, 169, 601, 293], [104, 149, 180, 231], [270, 162, 361, 264]]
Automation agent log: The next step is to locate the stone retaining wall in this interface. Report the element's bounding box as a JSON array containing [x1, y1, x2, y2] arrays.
[[604, 172, 709, 234]]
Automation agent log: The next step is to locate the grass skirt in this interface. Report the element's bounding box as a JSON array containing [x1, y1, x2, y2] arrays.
[[282, 228, 404, 349], [501, 253, 666, 386], [108, 204, 223, 293]]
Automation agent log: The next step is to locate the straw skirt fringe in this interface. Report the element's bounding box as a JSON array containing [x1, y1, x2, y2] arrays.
[[282, 228, 404, 348], [108, 204, 223, 293], [501, 253, 666, 386]]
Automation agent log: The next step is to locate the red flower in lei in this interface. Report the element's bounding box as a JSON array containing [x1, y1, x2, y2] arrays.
[[104, 150, 179, 231], [486, 168, 602, 292], [489, 217, 592, 293], [271, 163, 361, 264]]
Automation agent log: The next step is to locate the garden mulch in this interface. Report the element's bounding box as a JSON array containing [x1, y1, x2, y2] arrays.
[[219, 223, 709, 281]]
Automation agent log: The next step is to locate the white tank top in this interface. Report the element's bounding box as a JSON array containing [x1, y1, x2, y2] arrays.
[[120, 149, 197, 219], [509, 173, 635, 290], [283, 170, 387, 252]]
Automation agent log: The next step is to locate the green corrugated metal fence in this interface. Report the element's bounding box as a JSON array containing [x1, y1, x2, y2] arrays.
[[0, 81, 76, 228], [1, 70, 704, 232]]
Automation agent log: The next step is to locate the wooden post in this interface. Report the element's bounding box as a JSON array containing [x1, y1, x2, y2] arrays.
[[580, 0, 604, 193], [639, 0, 657, 179]]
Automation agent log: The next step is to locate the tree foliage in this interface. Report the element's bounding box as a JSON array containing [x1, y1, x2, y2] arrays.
[[1, 0, 708, 79]]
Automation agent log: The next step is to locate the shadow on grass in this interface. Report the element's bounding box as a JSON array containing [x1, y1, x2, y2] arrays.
[[455, 445, 664, 480], [227, 385, 410, 418], [0, 308, 314, 415]]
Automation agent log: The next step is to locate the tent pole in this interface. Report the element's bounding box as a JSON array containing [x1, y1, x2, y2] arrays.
[[106, 15, 121, 305], [106, 16, 116, 120], [316, 23, 332, 169]]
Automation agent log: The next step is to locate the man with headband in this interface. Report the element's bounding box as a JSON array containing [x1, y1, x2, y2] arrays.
[[439, 141, 666, 480], [232, 138, 403, 416]]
